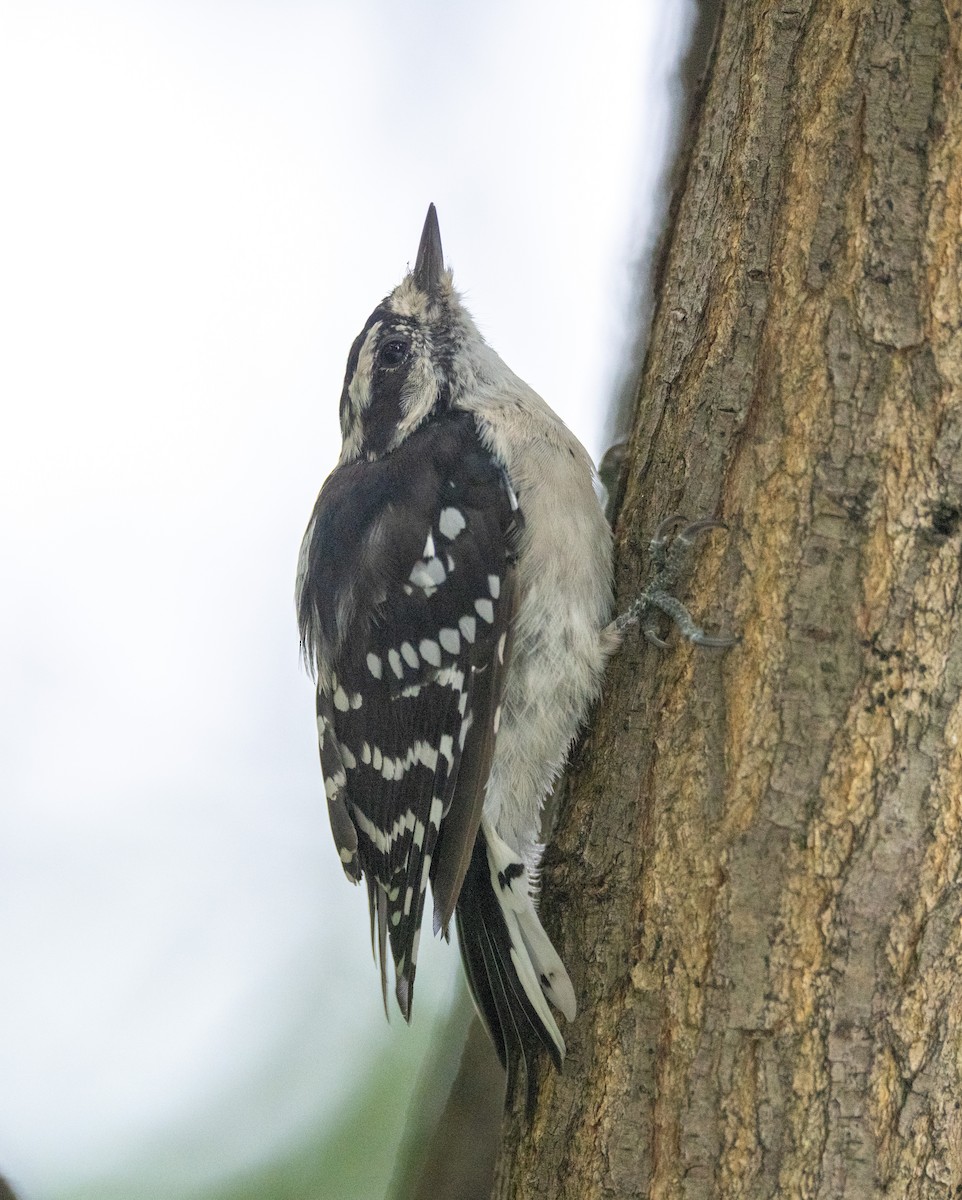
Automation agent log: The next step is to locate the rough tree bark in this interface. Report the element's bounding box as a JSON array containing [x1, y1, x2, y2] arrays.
[[495, 3, 962, 1198]]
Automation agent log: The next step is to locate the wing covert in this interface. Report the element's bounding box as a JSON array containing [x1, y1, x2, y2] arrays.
[[297, 411, 522, 1016]]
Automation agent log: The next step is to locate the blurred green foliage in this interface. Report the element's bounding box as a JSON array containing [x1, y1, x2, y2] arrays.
[[46, 1002, 443, 1200], [207, 1022, 432, 1200]]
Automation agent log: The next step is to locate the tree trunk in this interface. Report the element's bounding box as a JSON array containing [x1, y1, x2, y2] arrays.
[[495, 2, 962, 1198]]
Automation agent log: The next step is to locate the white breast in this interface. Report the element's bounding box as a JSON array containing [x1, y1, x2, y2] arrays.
[[459, 354, 615, 861]]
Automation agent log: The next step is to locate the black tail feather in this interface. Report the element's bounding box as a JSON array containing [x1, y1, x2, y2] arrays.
[[454, 830, 562, 1113]]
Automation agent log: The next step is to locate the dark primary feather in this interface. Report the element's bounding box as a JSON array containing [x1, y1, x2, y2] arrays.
[[298, 410, 522, 1017]]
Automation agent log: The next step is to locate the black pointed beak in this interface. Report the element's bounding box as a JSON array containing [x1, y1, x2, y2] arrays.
[[413, 203, 444, 293]]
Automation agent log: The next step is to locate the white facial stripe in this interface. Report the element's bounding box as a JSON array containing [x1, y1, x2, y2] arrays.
[[339, 320, 383, 463], [395, 354, 443, 445], [348, 321, 382, 416]]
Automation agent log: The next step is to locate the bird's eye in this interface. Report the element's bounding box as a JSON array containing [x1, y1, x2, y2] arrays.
[[379, 338, 409, 368]]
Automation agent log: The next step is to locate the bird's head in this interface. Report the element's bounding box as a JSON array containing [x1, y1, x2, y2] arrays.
[[337, 204, 482, 463]]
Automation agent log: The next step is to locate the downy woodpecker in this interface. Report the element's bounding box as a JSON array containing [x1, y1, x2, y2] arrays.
[[298, 205, 626, 1103], [293, 204, 614, 1099]]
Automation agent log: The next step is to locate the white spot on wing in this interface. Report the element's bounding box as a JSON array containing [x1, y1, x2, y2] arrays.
[[475, 598, 494, 623], [439, 506, 466, 539], [409, 563, 435, 590], [437, 666, 464, 691], [400, 641, 419, 668], [419, 638, 442, 667], [488, 574, 501, 599], [333, 686, 350, 712], [388, 649, 403, 678], [323, 768, 345, 799], [425, 557, 446, 585], [439, 627, 460, 655], [459, 615, 476, 643], [410, 555, 447, 591], [366, 652, 382, 679], [354, 804, 417, 855]]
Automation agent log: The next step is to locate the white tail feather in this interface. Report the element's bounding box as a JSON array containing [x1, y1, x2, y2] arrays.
[[482, 819, 576, 1054]]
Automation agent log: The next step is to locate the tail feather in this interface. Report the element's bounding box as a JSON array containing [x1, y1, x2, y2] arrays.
[[454, 822, 575, 1110], [510, 886, 577, 1025]]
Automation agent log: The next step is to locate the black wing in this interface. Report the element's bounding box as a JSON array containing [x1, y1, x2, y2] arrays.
[[298, 411, 522, 1017]]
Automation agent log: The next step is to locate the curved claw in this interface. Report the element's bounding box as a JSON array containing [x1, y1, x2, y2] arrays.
[[676, 517, 727, 546], [650, 513, 690, 547], [690, 630, 740, 649]]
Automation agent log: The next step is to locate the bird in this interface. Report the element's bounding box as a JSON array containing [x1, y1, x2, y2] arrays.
[[296, 204, 618, 1104]]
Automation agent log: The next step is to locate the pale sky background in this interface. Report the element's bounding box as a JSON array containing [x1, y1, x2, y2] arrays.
[[0, 3, 697, 1197]]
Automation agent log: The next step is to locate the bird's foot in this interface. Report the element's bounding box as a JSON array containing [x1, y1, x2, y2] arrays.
[[614, 514, 737, 649]]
